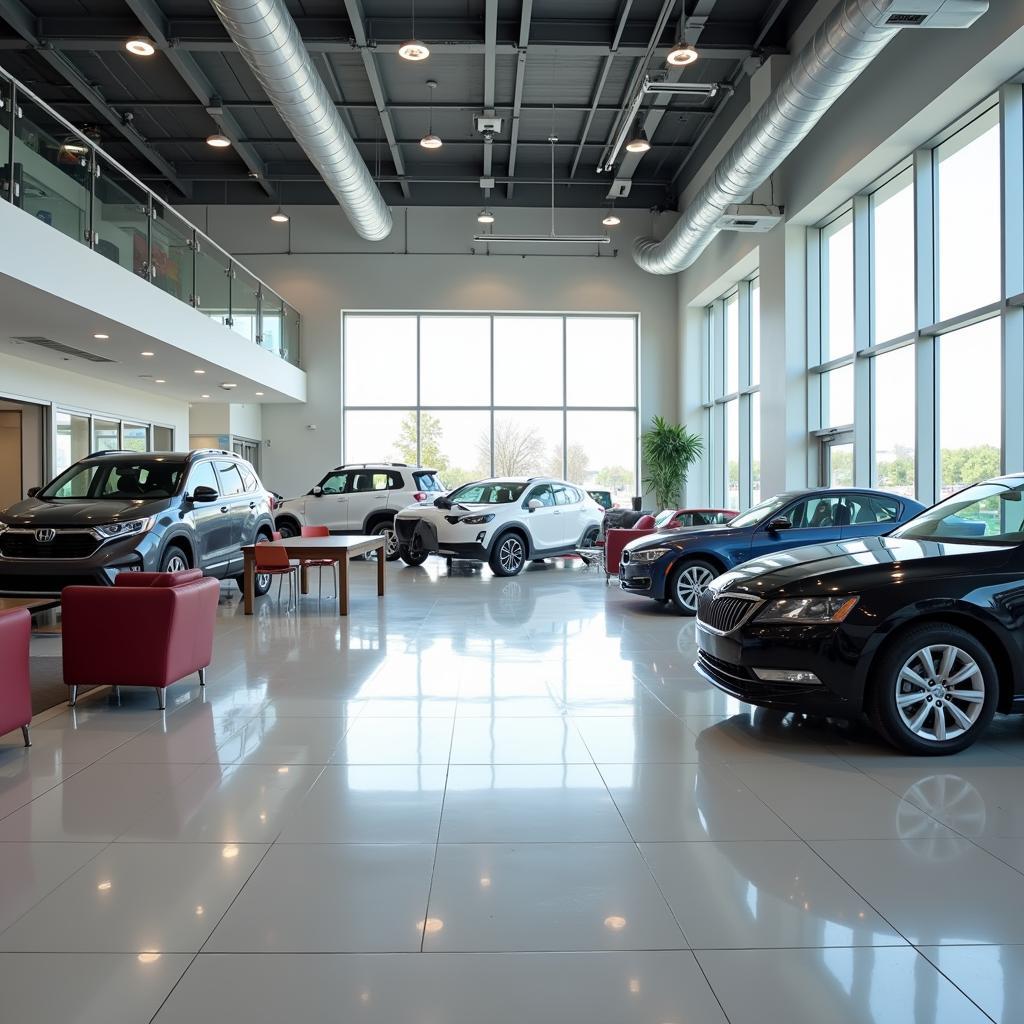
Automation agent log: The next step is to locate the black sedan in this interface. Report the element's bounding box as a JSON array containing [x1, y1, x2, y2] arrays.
[[694, 475, 1024, 755]]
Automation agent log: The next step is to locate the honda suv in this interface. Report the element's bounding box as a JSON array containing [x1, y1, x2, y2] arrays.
[[274, 463, 445, 560], [0, 449, 276, 596]]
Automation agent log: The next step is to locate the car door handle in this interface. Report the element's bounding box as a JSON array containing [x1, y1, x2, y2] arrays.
[[220, 506, 229, 514], [249, 501, 256, 509]]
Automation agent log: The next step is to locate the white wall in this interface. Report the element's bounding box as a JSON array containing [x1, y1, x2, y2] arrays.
[[175, 206, 679, 498], [673, 1, 1024, 503]]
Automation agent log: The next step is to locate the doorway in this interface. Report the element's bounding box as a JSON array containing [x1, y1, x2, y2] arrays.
[[0, 398, 45, 508], [819, 429, 854, 488]]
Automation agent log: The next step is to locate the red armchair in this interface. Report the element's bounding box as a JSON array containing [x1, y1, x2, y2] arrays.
[[604, 516, 657, 579], [0, 608, 32, 747], [62, 570, 220, 710]]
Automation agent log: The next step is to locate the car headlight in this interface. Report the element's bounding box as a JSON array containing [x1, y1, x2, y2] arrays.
[[93, 517, 155, 540], [461, 513, 495, 525], [628, 546, 671, 563], [756, 595, 859, 624], [0, 522, 8, 535]]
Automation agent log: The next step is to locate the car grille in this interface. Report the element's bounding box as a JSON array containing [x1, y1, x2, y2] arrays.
[[696, 592, 760, 634], [0, 532, 101, 559]]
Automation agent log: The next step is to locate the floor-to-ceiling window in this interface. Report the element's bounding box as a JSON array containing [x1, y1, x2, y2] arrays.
[[703, 278, 760, 510], [54, 409, 176, 475], [806, 89, 1021, 504], [342, 313, 639, 500]]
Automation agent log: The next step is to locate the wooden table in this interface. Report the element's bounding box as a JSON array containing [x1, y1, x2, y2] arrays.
[[241, 535, 386, 616], [0, 597, 60, 613]]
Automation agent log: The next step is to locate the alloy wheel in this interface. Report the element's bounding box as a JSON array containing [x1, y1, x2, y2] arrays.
[[255, 572, 272, 591], [499, 536, 524, 573], [894, 644, 986, 743], [675, 565, 715, 613], [365, 525, 399, 560], [165, 553, 188, 574]]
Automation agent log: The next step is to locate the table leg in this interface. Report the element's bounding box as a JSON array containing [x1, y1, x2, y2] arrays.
[[244, 549, 254, 615], [300, 563, 309, 595], [338, 556, 349, 616], [376, 541, 385, 597]]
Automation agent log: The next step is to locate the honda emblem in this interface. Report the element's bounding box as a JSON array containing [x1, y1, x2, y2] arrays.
[[35, 528, 56, 543]]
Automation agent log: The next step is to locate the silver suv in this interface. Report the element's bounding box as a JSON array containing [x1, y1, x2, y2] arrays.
[[274, 463, 445, 560]]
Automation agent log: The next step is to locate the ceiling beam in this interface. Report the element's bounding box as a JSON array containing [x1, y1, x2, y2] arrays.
[[569, 0, 633, 180], [122, 0, 273, 198], [505, 0, 532, 199], [0, 0, 190, 196], [481, 0, 498, 195], [343, 0, 410, 198]]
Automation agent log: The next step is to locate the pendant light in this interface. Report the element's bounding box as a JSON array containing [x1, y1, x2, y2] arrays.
[[419, 79, 442, 149], [625, 123, 651, 154], [601, 203, 621, 227], [206, 133, 231, 149], [399, 0, 430, 61], [125, 36, 156, 56], [667, 1, 699, 66], [477, 209, 495, 224], [270, 207, 289, 223]]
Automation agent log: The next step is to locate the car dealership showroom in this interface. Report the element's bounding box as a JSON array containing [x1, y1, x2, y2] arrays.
[[2, 0, 1024, 1020]]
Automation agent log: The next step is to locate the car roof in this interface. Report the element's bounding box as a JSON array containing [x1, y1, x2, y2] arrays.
[[329, 464, 438, 474], [82, 451, 197, 463], [774, 487, 918, 502]]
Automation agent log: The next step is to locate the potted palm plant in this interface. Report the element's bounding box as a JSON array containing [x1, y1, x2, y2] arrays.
[[640, 416, 704, 510]]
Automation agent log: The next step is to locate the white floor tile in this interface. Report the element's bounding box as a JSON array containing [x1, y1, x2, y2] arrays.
[[575, 715, 702, 763], [333, 717, 454, 765], [0, 842, 104, 932], [920, 944, 1024, 1024], [449, 716, 592, 764]]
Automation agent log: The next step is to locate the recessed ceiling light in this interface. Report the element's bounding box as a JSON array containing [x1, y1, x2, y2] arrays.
[[200, 393, 210, 398], [206, 133, 231, 149], [141, 351, 154, 357], [625, 129, 651, 154], [194, 369, 206, 374], [154, 378, 166, 384], [93, 332, 109, 339], [602, 213, 621, 227], [399, 39, 430, 61], [255, 391, 265, 396], [270, 207, 289, 223], [477, 209, 495, 224], [220, 382, 238, 389], [125, 36, 156, 56], [666, 42, 699, 66]]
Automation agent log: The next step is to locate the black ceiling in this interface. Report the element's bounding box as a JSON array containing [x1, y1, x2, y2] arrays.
[[0, 0, 814, 208]]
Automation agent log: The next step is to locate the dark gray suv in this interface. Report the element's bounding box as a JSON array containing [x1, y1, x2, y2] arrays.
[[0, 449, 275, 596]]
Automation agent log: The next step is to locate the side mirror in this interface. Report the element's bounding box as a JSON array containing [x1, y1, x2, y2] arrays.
[[767, 516, 792, 533], [27, 486, 40, 498], [527, 499, 543, 511], [311, 485, 323, 496], [190, 485, 219, 503]]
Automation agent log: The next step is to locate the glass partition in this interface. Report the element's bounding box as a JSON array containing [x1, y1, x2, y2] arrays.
[[281, 301, 300, 366], [150, 201, 194, 304], [260, 289, 284, 358], [230, 263, 262, 343], [93, 156, 149, 276], [1, 77, 14, 203], [14, 96, 90, 246], [195, 237, 232, 325]]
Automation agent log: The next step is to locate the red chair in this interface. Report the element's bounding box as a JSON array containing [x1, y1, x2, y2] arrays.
[[255, 542, 299, 606], [0, 608, 32, 747], [62, 570, 220, 710], [299, 525, 336, 599], [604, 515, 658, 580]]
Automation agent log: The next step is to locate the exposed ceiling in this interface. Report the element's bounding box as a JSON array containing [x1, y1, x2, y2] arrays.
[[0, 0, 816, 209]]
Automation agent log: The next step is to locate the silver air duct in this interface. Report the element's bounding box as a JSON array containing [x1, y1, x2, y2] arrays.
[[209, 0, 392, 241], [632, 0, 987, 274]]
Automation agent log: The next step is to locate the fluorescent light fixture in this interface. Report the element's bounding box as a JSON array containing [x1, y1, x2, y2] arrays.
[[625, 129, 651, 154], [399, 39, 430, 61], [126, 36, 156, 56], [666, 42, 699, 66], [602, 213, 621, 226], [477, 209, 495, 224], [255, 391, 265, 396], [420, 132, 442, 149], [140, 351, 154, 357], [205, 133, 231, 148], [473, 233, 610, 244], [194, 369, 205, 374], [92, 332, 109, 339], [270, 207, 289, 223]]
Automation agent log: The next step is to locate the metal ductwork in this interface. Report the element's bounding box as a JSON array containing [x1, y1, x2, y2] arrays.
[[208, 0, 392, 241], [632, 0, 988, 275]]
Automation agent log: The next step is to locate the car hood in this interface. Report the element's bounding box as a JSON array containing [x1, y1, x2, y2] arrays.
[[624, 524, 737, 551], [397, 501, 497, 517], [709, 535, 1017, 599], [0, 497, 166, 528]]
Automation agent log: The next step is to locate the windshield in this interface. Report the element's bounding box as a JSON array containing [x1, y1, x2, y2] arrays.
[[446, 481, 527, 504], [588, 490, 613, 510], [654, 509, 677, 528], [40, 460, 183, 500], [727, 494, 790, 530], [891, 481, 1024, 545]]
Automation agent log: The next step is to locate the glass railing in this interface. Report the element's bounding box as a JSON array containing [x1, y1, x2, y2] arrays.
[[0, 66, 300, 368]]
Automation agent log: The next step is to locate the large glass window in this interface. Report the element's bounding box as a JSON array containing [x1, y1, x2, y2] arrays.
[[821, 211, 855, 360], [724, 294, 740, 394], [54, 409, 170, 476], [871, 168, 915, 342], [822, 363, 854, 428], [343, 314, 638, 497], [872, 345, 916, 497], [935, 106, 1001, 321]]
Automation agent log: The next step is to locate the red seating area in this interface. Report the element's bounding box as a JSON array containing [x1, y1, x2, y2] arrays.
[[0, 608, 32, 747]]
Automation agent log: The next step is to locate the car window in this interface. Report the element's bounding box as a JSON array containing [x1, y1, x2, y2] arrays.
[[387, 472, 403, 489], [187, 461, 219, 496], [729, 494, 789, 529], [319, 472, 348, 495], [588, 490, 612, 509], [553, 485, 576, 506], [447, 481, 526, 504], [239, 466, 260, 493], [215, 461, 245, 497], [786, 495, 844, 529], [893, 481, 1024, 544], [413, 471, 444, 492], [350, 472, 389, 493], [869, 496, 899, 523], [526, 484, 556, 507], [41, 460, 183, 499]]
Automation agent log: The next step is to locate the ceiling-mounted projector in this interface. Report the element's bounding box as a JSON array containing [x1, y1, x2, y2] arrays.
[[718, 205, 784, 233], [865, 0, 987, 29]]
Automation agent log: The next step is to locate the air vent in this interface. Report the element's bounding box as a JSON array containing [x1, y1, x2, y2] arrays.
[[886, 12, 927, 22], [11, 336, 116, 363]]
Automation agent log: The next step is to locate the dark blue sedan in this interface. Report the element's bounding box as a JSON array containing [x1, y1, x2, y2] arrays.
[[618, 488, 925, 614]]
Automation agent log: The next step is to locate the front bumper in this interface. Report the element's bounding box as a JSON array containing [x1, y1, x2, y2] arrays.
[[618, 554, 669, 599], [694, 619, 862, 715], [394, 516, 490, 560]]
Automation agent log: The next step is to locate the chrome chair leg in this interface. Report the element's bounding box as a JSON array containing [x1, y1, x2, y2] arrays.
[[198, 667, 207, 687], [156, 688, 167, 711], [69, 684, 78, 707], [21, 724, 30, 747]]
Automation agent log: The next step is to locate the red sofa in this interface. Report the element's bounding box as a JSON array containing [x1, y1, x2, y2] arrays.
[[62, 570, 220, 710], [0, 608, 32, 747]]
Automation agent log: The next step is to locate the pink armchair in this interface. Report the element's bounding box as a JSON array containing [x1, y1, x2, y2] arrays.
[[0, 608, 32, 747], [61, 570, 220, 710]]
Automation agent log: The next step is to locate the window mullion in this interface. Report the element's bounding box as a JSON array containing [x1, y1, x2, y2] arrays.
[[1001, 83, 1024, 479], [852, 194, 871, 486], [913, 147, 937, 503]]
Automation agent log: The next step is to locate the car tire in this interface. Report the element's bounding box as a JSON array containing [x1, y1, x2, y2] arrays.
[[581, 526, 600, 547], [366, 520, 401, 562], [866, 623, 998, 755], [276, 519, 300, 539], [399, 545, 429, 567], [667, 558, 718, 616], [160, 545, 192, 575], [489, 531, 527, 577]]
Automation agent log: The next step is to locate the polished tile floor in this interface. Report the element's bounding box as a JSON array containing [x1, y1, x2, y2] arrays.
[[2, 559, 1024, 1022]]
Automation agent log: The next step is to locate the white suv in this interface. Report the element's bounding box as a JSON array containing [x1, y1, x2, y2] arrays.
[[394, 477, 603, 576], [274, 463, 445, 560]]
